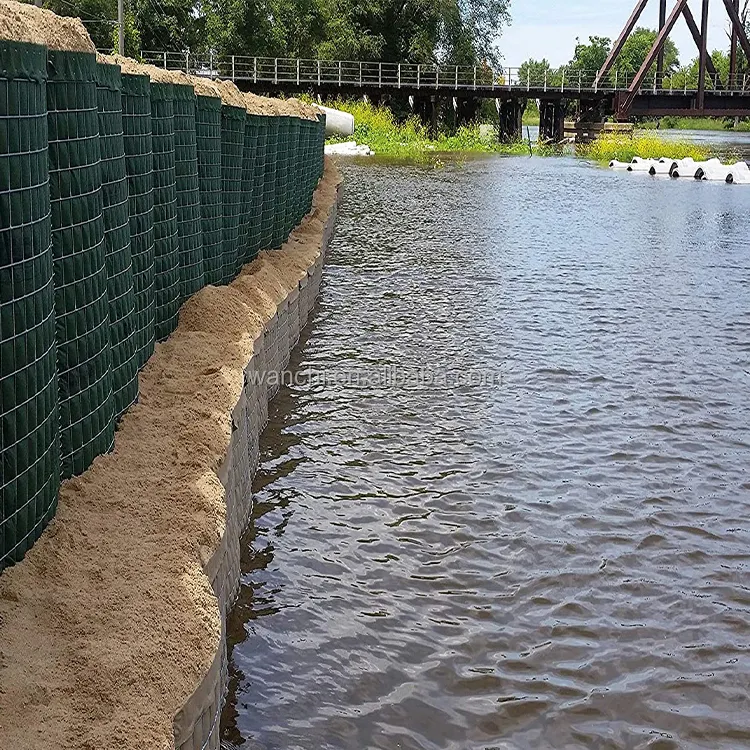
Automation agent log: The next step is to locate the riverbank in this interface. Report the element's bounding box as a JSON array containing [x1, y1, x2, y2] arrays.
[[325, 99, 530, 157], [323, 101, 718, 162], [0, 161, 341, 750], [640, 116, 750, 132]]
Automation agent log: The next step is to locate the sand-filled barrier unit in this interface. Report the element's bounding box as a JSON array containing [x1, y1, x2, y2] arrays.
[[0, 0, 327, 573], [0, 1, 341, 747]]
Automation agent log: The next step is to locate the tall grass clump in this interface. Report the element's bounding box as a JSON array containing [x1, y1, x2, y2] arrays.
[[580, 133, 709, 163]]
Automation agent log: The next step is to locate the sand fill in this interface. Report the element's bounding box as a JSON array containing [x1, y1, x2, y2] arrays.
[[0, 0, 94, 51], [213, 78, 247, 109], [188, 75, 222, 100], [244, 91, 279, 116], [0, 160, 342, 750]]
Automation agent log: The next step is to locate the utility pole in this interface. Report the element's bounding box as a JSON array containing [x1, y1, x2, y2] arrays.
[[118, 0, 125, 55]]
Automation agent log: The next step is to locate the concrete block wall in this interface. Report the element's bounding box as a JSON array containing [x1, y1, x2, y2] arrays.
[[172, 187, 340, 750]]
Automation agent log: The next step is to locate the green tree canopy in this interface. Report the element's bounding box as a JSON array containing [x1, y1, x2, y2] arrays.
[[615, 26, 679, 76], [569, 35, 611, 72]]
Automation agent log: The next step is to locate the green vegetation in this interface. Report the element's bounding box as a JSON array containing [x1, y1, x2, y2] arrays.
[[579, 133, 709, 163], [36, 0, 511, 68], [639, 116, 750, 132], [325, 100, 530, 158]]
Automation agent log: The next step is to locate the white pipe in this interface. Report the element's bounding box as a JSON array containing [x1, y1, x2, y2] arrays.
[[609, 159, 630, 169], [699, 163, 733, 181], [316, 105, 355, 137], [726, 162, 750, 183], [672, 158, 720, 179], [669, 157, 695, 177], [649, 160, 677, 175], [628, 157, 657, 172]]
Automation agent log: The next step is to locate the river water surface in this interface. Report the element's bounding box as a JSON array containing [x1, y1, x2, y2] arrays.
[[221, 155, 750, 750]]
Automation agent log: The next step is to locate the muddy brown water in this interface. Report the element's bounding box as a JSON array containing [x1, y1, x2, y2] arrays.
[[221, 156, 750, 750]]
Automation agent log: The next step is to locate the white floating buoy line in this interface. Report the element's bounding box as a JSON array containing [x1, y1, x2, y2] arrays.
[[609, 155, 750, 183]]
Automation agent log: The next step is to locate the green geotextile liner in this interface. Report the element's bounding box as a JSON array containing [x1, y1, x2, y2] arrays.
[[95, 62, 138, 423], [47, 49, 114, 480], [150, 82, 180, 341], [260, 116, 278, 251], [285, 117, 300, 233], [173, 84, 204, 300], [272, 116, 291, 249], [248, 117, 267, 261], [220, 104, 245, 284], [0, 41, 60, 570], [121, 73, 155, 369], [238, 114, 260, 266], [195, 95, 222, 285]]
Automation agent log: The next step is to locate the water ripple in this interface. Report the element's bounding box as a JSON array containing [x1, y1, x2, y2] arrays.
[[222, 156, 750, 750]]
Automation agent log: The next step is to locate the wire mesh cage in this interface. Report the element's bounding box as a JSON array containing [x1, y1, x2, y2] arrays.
[[95, 61, 138, 424], [173, 83, 204, 300], [121, 72, 155, 370], [285, 116, 300, 234], [238, 114, 259, 268], [260, 116, 278, 251], [220, 103, 246, 284], [195, 94, 223, 286], [248, 117, 268, 262], [0, 41, 60, 571], [47, 49, 114, 480], [272, 116, 291, 249], [150, 81, 180, 341]]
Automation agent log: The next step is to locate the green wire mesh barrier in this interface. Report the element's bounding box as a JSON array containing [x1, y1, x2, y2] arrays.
[[300, 120, 312, 221], [220, 104, 246, 284], [173, 84, 204, 300], [150, 82, 180, 341], [47, 50, 114, 480], [273, 116, 291, 249], [238, 114, 259, 267], [195, 94, 223, 286], [95, 62, 138, 424], [1, 41, 327, 569], [0, 41, 59, 571], [121, 73, 155, 370], [260, 116, 278, 251], [286, 117, 300, 235], [248, 117, 268, 261]]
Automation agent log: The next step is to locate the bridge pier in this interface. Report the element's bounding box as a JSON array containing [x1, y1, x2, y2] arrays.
[[496, 98, 525, 142], [539, 99, 566, 143]]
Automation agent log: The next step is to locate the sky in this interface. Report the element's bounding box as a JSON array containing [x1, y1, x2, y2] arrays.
[[499, 0, 734, 69]]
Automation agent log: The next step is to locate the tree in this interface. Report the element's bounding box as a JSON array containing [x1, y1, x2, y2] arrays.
[[517, 57, 559, 87], [43, 0, 119, 50], [569, 36, 611, 72], [615, 26, 679, 77]]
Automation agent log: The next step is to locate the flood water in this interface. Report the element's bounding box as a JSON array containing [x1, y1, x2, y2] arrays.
[[221, 155, 750, 750]]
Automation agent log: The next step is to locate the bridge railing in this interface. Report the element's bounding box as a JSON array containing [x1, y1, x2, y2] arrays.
[[140, 52, 750, 95]]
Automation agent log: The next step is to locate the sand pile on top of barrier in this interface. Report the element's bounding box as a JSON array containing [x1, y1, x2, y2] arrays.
[[101, 54, 193, 86], [0, 161, 341, 750], [245, 91, 279, 115], [0, 0, 94, 50]]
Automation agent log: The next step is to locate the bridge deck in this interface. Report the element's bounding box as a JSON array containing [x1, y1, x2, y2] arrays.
[[141, 52, 750, 101]]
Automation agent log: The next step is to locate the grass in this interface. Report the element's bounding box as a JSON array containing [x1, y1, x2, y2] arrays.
[[578, 133, 710, 163], [640, 116, 750, 132], [324, 99, 531, 159]]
